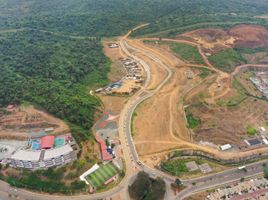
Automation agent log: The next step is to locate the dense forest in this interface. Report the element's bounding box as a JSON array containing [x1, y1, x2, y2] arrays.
[[0, 30, 110, 143], [1, 0, 268, 37], [1, 0, 268, 142]]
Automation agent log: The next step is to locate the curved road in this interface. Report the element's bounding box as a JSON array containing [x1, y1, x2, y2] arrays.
[[1, 27, 268, 200]]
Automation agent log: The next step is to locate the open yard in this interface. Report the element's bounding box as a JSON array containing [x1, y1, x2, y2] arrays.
[[162, 157, 228, 178], [85, 162, 118, 188], [0, 105, 69, 140], [185, 84, 268, 147]]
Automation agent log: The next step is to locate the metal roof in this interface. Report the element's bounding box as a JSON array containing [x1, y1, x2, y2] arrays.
[[11, 150, 41, 162], [43, 144, 73, 160], [41, 135, 55, 149]]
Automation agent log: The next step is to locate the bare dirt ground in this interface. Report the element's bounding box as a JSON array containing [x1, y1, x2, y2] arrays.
[[133, 51, 167, 90], [123, 25, 268, 168], [99, 39, 129, 113], [0, 105, 69, 140], [129, 39, 207, 165], [181, 24, 268, 52], [186, 94, 268, 147], [103, 40, 126, 82], [185, 191, 210, 200]]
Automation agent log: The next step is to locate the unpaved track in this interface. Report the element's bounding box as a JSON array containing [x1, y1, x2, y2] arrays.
[[128, 37, 268, 161], [143, 38, 232, 103]]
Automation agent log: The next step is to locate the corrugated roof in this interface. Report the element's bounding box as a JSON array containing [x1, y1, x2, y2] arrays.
[[11, 150, 41, 162], [43, 144, 73, 160], [41, 135, 55, 149]]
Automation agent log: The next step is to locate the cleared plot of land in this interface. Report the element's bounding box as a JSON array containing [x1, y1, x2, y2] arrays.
[[162, 157, 227, 179], [145, 40, 204, 65], [133, 52, 167, 90], [0, 105, 69, 140], [103, 40, 126, 83], [185, 84, 268, 147], [85, 162, 118, 188], [167, 42, 205, 65], [182, 25, 268, 51]]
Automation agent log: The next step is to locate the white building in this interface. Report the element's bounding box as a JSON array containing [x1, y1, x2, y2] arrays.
[[8, 144, 76, 169], [220, 144, 232, 151]]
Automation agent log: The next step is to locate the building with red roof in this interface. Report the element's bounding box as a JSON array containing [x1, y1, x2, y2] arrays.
[[41, 135, 55, 149], [95, 135, 113, 161]]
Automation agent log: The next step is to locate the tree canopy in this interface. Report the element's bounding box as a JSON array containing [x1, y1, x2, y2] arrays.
[[128, 171, 166, 200], [0, 30, 110, 143]]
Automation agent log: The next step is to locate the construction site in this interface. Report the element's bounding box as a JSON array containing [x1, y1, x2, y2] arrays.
[[0, 104, 78, 169], [0, 105, 69, 140], [95, 42, 145, 96], [121, 24, 268, 168]]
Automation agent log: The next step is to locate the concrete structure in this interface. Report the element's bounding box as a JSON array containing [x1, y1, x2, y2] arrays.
[[8, 144, 76, 169], [9, 150, 41, 169], [185, 161, 199, 172], [220, 144, 232, 151], [43, 144, 75, 168], [263, 138, 268, 145]]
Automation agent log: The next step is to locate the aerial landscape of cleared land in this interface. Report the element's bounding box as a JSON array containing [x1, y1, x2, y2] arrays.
[[0, 1, 268, 200]]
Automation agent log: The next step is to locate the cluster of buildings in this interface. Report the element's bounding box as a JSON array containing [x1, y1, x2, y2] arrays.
[[250, 71, 268, 98], [121, 58, 143, 82], [207, 178, 268, 200], [220, 126, 268, 151], [7, 134, 77, 169], [244, 127, 268, 147], [95, 57, 143, 95], [79, 113, 123, 192]]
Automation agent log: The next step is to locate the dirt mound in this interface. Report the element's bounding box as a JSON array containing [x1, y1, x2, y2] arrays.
[[228, 24, 268, 48], [182, 25, 268, 50], [0, 105, 69, 140], [190, 29, 229, 42]]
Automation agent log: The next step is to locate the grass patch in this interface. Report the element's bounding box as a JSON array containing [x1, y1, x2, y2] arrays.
[[186, 113, 201, 129], [209, 48, 246, 72], [246, 125, 257, 136], [168, 42, 205, 65], [226, 79, 247, 107], [198, 68, 212, 79], [162, 159, 188, 176], [144, 40, 204, 65], [131, 112, 138, 136], [235, 47, 268, 54]]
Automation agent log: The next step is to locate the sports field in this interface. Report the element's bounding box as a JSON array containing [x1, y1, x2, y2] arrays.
[[85, 162, 118, 188]]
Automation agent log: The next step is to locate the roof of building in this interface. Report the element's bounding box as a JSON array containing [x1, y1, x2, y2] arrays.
[[220, 144, 232, 151], [43, 144, 73, 160], [41, 135, 55, 149], [11, 150, 41, 162], [95, 135, 113, 161], [248, 138, 261, 146]]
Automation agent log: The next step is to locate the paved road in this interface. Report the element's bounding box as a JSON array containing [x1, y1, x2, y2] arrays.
[[119, 38, 268, 200], [176, 159, 268, 199], [1, 30, 268, 200]]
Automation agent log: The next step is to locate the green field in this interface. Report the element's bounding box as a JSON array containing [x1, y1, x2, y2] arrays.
[[169, 42, 205, 65], [209, 48, 246, 72], [86, 163, 118, 188], [186, 113, 201, 129]]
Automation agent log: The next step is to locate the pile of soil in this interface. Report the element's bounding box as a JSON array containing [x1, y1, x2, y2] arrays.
[[183, 24, 268, 50]]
